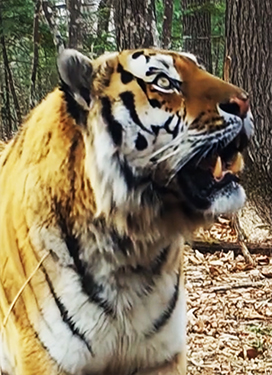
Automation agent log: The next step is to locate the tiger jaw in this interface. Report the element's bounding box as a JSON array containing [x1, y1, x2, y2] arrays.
[[175, 108, 253, 216]]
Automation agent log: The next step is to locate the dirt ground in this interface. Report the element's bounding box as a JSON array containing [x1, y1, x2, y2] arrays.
[[186, 214, 272, 375]]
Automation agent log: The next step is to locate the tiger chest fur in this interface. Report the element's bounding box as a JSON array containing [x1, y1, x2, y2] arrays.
[[0, 48, 253, 375], [32, 229, 186, 375]]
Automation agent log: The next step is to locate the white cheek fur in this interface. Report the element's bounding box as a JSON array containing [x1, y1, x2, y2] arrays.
[[210, 183, 246, 216]]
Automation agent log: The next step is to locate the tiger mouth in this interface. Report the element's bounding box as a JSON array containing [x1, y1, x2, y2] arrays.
[[177, 129, 249, 211]]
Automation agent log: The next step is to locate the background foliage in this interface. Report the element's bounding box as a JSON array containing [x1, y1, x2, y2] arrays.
[[0, 0, 225, 138]]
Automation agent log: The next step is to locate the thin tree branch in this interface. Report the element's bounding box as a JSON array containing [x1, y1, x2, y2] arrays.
[[30, 0, 42, 108]]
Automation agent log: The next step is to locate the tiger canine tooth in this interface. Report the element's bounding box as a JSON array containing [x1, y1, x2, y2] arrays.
[[213, 156, 222, 178], [231, 152, 244, 173]]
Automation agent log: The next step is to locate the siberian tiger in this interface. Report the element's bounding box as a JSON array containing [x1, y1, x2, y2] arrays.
[[0, 48, 253, 375]]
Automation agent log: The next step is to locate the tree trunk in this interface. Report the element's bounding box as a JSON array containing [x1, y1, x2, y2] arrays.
[[114, 0, 159, 50], [30, 0, 42, 108], [182, 0, 212, 72], [162, 0, 173, 49], [225, 0, 272, 227], [67, 0, 82, 49], [96, 0, 112, 55], [0, 11, 22, 129], [2, 57, 12, 139], [42, 0, 66, 52]]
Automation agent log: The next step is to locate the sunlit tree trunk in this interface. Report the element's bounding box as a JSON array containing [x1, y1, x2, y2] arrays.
[[67, 0, 83, 49], [30, 0, 42, 108], [114, 0, 159, 50], [96, 0, 112, 55], [42, 0, 65, 52], [162, 0, 173, 49], [182, 0, 212, 72], [226, 0, 272, 227], [0, 10, 21, 131]]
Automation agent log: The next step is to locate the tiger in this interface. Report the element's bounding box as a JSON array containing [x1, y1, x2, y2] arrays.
[[0, 48, 253, 375], [0, 141, 6, 154]]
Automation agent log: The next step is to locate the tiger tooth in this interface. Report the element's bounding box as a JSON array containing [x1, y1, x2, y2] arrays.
[[213, 156, 222, 178], [230, 152, 244, 173]]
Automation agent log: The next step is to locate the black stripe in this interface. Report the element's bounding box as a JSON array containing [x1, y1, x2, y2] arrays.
[[136, 77, 163, 109], [128, 246, 170, 275], [101, 96, 123, 146], [119, 157, 135, 190], [53, 202, 116, 318], [67, 133, 81, 201], [183, 105, 187, 121], [136, 77, 147, 95], [150, 246, 171, 274], [146, 272, 180, 337], [60, 83, 88, 126], [132, 50, 144, 59], [173, 116, 181, 139], [117, 63, 134, 84], [119, 91, 153, 135], [140, 246, 171, 296], [163, 115, 174, 133], [109, 227, 134, 256], [135, 133, 148, 151], [151, 125, 160, 136], [100, 96, 135, 189], [64, 232, 115, 316], [149, 98, 161, 108], [125, 246, 171, 297], [42, 265, 94, 355], [81, 272, 115, 315]]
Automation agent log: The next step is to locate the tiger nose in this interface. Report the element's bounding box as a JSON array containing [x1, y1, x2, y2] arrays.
[[219, 94, 250, 119]]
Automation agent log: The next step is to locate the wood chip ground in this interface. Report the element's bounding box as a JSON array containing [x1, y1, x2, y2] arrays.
[[186, 217, 272, 374]]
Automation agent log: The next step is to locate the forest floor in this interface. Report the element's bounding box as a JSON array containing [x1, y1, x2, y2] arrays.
[[186, 214, 272, 375]]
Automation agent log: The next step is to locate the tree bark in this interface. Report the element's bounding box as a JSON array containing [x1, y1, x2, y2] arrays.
[[114, 0, 159, 50], [182, 0, 212, 72], [30, 0, 42, 108], [42, 0, 65, 52], [67, 0, 82, 49], [96, 0, 112, 55], [2, 57, 12, 139], [225, 0, 272, 227], [0, 11, 22, 129], [162, 0, 173, 49]]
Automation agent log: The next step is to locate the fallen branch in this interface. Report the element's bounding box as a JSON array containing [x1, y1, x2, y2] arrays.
[[211, 280, 268, 292], [192, 240, 272, 256], [232, 214, 255, 266]]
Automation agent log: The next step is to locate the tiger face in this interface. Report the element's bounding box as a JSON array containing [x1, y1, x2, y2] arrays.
[[58, 48, 253, 220]]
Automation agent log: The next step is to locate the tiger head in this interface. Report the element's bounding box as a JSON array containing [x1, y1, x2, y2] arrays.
[[58, 48, 253, 222]]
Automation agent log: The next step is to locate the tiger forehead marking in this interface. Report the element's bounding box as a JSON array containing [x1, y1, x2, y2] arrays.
[[124, 50, 181, 83], [0, 47, 253, 375]]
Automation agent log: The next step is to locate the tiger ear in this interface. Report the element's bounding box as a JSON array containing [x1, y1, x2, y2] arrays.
[[57, 49, 93, 109]]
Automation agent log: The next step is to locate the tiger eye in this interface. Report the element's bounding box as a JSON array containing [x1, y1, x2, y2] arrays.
[[157, 76, 171, 89]]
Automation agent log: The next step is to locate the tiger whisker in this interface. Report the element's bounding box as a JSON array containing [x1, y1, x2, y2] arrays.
[[150, 132, 187, 160], [154, 148, 182, 164]]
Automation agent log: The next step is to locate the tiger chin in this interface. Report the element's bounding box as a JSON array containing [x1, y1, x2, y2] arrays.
[[0, 48, 253, 375]]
